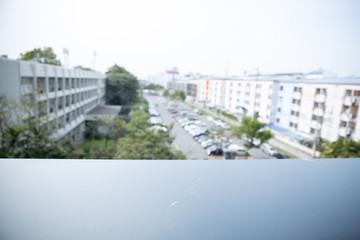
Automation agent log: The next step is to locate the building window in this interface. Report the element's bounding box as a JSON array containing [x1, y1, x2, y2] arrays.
[[290, 122, 293, 127], [278, 107, 281, 112], [276, 118, 280, 123], [310, 128, 315, 134], [280, 86, 283, 91], [340, 121, 347, 127]]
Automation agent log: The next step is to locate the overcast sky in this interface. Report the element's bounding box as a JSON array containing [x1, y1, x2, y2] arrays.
[[1, 0, 359, 79]]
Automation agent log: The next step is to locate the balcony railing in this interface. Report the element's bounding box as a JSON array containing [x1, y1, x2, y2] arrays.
[[315, 94, 326, 103], [293, 91, 302, 100], [291, 104, 300, 112], [344, 96, 352, 106], [339, 127, 353, 137], [313, 108, 324, 116]]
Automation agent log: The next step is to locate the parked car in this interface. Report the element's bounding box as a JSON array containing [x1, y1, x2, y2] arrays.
[[260, 143, 278, 156], [194, 109, 203, 115], [195, 134, 208, 142], [226, 144, 249, 156], [273, 152, 290, 159], [206, 144, 223, 156], [202, 139, 214, 148], [148, 125, 167, 132]]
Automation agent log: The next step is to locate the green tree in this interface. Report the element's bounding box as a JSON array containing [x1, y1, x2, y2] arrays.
[[231, 116, 273, 150], [163, 90, 170, 97], [106, 64, 129, 75], [0, 95, 72, 158], [19, 47, 61, 66], [170, 90, 186, 101], [129, 110, 150, 130], [321, 138, 360, 158], [115, 109, 185, 159], [105, 64, 139, 105], [143, 83, 164, 90], [74, 65, 93, 71]]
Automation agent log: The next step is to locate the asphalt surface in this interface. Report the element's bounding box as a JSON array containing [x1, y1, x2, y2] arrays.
[[145, 94, 273, 160]]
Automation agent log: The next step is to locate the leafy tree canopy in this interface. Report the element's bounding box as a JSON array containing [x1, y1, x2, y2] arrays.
[[19, 47, 61, 66], [0, 95, 73, 158], [321, 138, 360, 158], [143, 83, 164, 90], [105, 64, 139, 105], [80, 107, 185, 159], [74, 65, 93, 71], [231, 116, 273, 149], [106, 64, 130, 74], [170, 90, 186, 101], [163, 90, 170, 97]]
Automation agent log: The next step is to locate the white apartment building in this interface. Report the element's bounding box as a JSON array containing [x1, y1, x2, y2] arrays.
[[172, 72, 360, 142], [0, 58, 106, 144], [274, 78, 360, 142]]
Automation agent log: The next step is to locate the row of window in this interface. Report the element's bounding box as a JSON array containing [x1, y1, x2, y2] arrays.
[[21, 77, 104, 93], [36, 89, 100, 117]]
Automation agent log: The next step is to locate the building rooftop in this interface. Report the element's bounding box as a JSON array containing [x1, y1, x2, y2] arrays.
[[281, 78, 360, 85], [87, 105, 121, 116]]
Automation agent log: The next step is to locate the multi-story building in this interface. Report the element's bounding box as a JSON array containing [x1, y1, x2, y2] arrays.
[[0, 58, 106, 144], [169, 72, 360, 142], [274, 78, 360, 142]]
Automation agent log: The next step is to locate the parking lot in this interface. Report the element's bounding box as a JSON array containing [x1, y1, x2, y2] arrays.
[[145, 94, 275, 160]]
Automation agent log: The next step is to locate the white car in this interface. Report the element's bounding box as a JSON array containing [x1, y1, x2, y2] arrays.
[[226, 144, 249, 156], [260, 143, 278, 156], [184, 124, 198, 132], [201, 139, 214, 148], [148, 125, 167, 132]]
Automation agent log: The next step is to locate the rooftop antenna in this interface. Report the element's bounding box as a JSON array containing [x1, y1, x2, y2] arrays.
[[63, 48, 69, 68]]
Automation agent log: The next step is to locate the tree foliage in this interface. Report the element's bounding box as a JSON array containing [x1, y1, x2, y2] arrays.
[[116, 110, 185, 159], [170, 90, 186, 101], [143, 83, 164, 90], [321, 138, 360, 158], [0, 95, 72, 158], [19, 47, 61, 66], [105, 64, 139, 105], [163, 90, 170, 97], [74, 65, 93, 71], [231, 116, 273, 149], [80, 108, 185, 159]]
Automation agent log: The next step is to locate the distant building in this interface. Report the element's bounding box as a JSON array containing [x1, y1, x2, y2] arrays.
[[0, 58, 106, 145], [169, 71, 360, 142], [148, 67, 180, 89]]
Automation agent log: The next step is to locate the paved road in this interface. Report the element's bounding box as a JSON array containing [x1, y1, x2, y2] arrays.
[[146, 95, 208, 159], [145, 94, 274, 160]]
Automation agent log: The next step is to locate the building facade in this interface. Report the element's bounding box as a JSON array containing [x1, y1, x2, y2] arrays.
[[168, 72, 360, 142], [0, 58, 106, 144]]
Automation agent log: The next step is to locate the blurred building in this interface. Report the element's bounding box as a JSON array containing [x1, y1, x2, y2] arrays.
[[0, 58, 106, 145], [168, 71, 360, 142]]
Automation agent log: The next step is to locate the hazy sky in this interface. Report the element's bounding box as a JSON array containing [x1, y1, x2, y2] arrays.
[[1, 0, 359, 79]]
